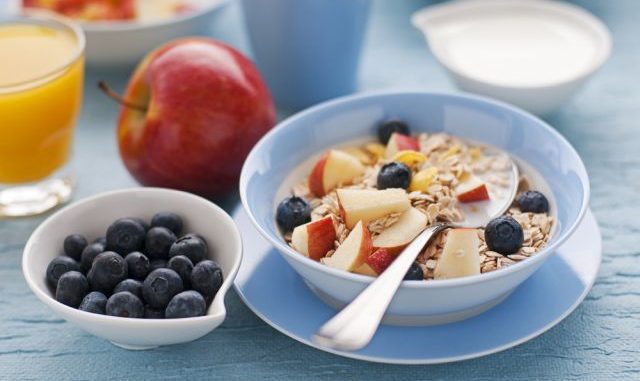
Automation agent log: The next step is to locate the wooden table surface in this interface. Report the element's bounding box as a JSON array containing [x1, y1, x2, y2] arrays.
[[1, 1, 639, 379]]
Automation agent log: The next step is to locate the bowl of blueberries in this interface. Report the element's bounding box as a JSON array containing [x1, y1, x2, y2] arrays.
[[22, 188, 242, 350]]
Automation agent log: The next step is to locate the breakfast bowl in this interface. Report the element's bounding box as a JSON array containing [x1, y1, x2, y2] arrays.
[[22, 188, 242, 349], [239, 91, 589, 325]]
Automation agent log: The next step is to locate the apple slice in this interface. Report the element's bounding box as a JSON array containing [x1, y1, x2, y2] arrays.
[[336, 188, 410, 229], [290, 216, 336, 261], [341, 147, 374, 165], [456, 175, 490, 203], [308, 150, 366, 196], [355, 248, 396, 276], [372, 207, 428, 254], [323, 221, 372, 272], [385, 133, 420, 159], [434, 228, 480, 279]]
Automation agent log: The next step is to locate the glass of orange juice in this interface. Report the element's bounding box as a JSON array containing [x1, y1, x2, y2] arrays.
[[0, 10, 85, 217]]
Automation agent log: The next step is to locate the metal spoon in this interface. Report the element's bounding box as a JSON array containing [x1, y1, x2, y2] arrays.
[[313, 160, 519, 352]]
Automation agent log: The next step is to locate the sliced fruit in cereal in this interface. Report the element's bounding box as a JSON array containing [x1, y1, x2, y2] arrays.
[[385, 133, 420, 159], [308, 150, 365, 196], [372, 207, 428, 254], [291, 216, 336, 261], [392, 150, 427, 168], [469, 147, 483, 161], [440, 144, 461, 161], [341, 147, 374, 165], [336, 188, 410, 229], [456, 175, 490, 203], [355, 248, 396, 276], [434, 228, 480, 279], [409, 167, 438, 192], [323, 221, 372, 272], [364, 143, 386, 160]]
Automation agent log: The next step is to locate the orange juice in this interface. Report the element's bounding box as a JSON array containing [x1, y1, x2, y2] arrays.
[[0, 22, 84, 184]]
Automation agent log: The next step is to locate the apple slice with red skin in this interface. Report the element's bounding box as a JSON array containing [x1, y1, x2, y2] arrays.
[[355, 248, 396, 276], [308, 150, 366, 196], [385, 132, 420, 159], [434, 228, 481, 279], [291, 216, 336, 261], [323, 221, 372, 272], [456, 175, 490, 203], [372, 207, 428, 254], [337, 188, 410, 229]]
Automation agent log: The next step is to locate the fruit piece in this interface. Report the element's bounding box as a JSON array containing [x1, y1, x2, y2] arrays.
[[377, 162, 412, 190], [409, 167, 438, 192], [517, 190, 549, 213], [124, 251, 150, 280], [191, 260, 224, 305], [167, 255, 194, 289], [55, 271, 89, 308], [377, 119, 410, 144], [385, 133, 420, 159], [456, 175, 490, 203], [276, 196, 312, 232], [63, 234, 88, 261], [116, 38, 275, 198], [169, 233, 208, 264], [372, 207, 428, 254], [392, 150, 427, 168], [142, 268, 184, 309], [342, 147, 374, 165], [106, 292, 144, 318], [355, 248, 396, 276], [308, 150, 366, 196], [435, 229, 481, 279], [469, 147, 482, 161], [87, 252, 128, 294], [80, 242, 106, 273], [144, 305, 165, 319], [151, 212, 183, 235], [323, 221, 372, 272], [46, 256, 80, 289], [290, 216, 336, 261], [145, 226, 177, 260], [150, 259, 167, 271], [165, 290, 207, 319], [441, 145, 460, 160], [404, 263, 424, 280], [484, 216, 524, 255], [78, 292, 108, 314], [365, 143, 386, 159], [113, 279, 144, 300], [106, 218, 146, 254], [337, 188, 410, 229]]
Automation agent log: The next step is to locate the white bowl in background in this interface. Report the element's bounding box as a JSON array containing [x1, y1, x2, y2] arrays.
[[411, 0, 612, 115], [22, 188, 242, 350]]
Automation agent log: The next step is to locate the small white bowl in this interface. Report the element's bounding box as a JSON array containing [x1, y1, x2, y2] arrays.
[[22, 188, 242, 350], [412, 0, 612, 115]]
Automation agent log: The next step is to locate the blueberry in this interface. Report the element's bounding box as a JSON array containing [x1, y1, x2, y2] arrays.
[[63, 234, 87, 261], [276, 196, 311, 232], [106, 218, 146, 254], [124, 251, 150, 280], [150, 259, 167, 271], [113, 279, 143, 300], [80, 242, 106, 273], [106, 292, 144, 318], [144, 305, 165, 319], [165, 291, 206, 319], [517, 191, 549, 214], [377, 162, 411, 190], [377, 119, 410, 144], [169, 234, 207, 264], [78, 292, 107, 314], [87, 252, 128, 294], [404, 263, 424, 280], [145, 227, 176, 260], [92, 236, 107, 246], [55, 271, 89, 308], [151, 212, 183, 235], [167, 255, 193, 289], [485, 216, 524, 255], [191, 260, 223, 305], [142, 268, 184, 309], [132, 218, 149, 232], [46, 256, 80, 289]]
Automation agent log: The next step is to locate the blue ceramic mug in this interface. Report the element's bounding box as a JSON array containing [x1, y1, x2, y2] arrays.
[[241, 0, 371, 110]]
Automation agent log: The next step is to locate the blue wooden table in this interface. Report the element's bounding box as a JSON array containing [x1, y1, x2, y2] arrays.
[[1, 1, 639, 379]]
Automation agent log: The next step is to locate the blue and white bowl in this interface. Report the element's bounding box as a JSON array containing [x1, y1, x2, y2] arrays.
[[240, 91, 589, 325]]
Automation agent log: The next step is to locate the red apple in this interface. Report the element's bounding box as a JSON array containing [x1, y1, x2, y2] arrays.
[[385, 132, 420, 158], [456, 175, 490, 203], [115, 38, 275, 198], [323, 221, 372, 272], [372, 207, 427, 254], [308, 150, 365, 196], [355, 248, 396, 276], [291, 216, 337, 261]]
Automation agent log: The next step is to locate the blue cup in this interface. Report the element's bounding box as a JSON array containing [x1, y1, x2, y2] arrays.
[[241, 0, 371, 110]]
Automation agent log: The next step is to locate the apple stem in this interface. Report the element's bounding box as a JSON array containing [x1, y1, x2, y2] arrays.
[[98, 81, 148, 112]]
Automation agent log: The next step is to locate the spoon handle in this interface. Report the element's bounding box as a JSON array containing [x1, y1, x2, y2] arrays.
[[313, 223, 449, 351]]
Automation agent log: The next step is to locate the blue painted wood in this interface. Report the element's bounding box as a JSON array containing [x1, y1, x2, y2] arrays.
[[1, 1, 638, 379]]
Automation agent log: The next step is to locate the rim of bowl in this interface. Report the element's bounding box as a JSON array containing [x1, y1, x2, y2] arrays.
[[239, 90, 590, 289], [411, 0, 612, 90], [22, 187, 243, 325]]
